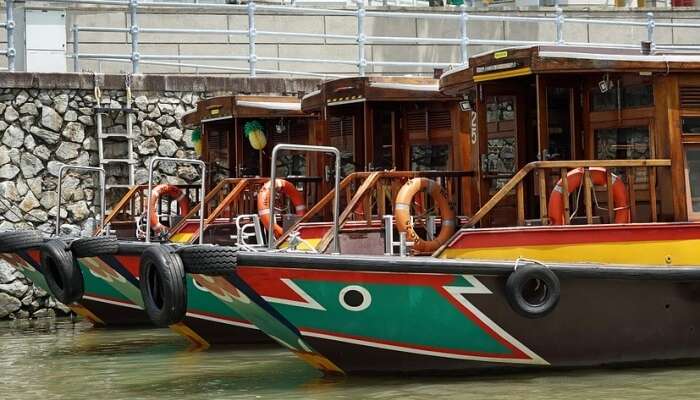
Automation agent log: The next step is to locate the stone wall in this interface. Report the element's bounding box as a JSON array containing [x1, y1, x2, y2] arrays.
[[0, 72, 320, 319], [0, 260, 71, 319]]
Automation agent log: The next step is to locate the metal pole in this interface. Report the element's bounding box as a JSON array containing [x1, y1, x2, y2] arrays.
[[555, 6, 564, 45], [647, 12, 656, 51], [460, 4, 468, 65], [357, 0, 366, 77], [72, 24, 80, 72], [129, 0, 140, 74], [56, 165, 106, 237], [146, 157, 206, 244], [6, 0, 15, 72], [268, 144, 341, 254], [248, 0, 256, 78]]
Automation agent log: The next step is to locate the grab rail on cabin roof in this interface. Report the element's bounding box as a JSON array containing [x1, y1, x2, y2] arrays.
[[467, 159, 672, 228]]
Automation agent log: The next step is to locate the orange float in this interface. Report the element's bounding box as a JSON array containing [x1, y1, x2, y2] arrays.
[[548, 167, 630, 225], [148, 184, 191, 234], [258, 179, 306, 238], [394, 178, 456, 253]]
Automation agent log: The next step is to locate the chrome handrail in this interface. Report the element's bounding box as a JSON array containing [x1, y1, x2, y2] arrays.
[[268, 144, 341, 254], [146, 157, 206, 244]]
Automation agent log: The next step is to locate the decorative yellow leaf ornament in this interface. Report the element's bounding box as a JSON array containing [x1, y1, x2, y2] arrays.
[[244, 120, 267, 150]]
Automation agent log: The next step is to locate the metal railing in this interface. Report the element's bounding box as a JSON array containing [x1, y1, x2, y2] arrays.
[[3, 0, 700, 75]]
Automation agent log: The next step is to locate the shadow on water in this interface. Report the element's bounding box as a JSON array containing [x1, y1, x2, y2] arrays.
[[2, 318, 700, 399]]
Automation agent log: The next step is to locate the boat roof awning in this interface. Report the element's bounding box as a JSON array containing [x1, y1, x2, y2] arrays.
[[183, 95, 308, 127], [302, 76, 455, 112], [440, 45, 700, 95]]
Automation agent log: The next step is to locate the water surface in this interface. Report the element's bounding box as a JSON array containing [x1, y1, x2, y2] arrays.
[[1, 319, 698, 400]]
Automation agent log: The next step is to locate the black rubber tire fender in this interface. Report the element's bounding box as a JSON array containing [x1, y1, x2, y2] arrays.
[[139, 245, 187, 327], [178, 245, 237, 276], [0, 230, 45, 253], [40, 239, 84, 304], [505, 263, 560, 319], [71, 236, 119, 258]]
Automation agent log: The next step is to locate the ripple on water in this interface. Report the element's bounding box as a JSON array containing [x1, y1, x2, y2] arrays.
[[1, 318, 700, 400]]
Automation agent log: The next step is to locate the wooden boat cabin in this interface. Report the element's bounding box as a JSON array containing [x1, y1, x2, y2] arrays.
[[302, 76, 477, 214], [182, 95, 317, 185], [104, 95, 320, 243], [439, 45, 700, 227]]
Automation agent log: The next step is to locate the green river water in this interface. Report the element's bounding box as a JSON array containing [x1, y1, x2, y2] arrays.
[[1, 318, 699, 400]]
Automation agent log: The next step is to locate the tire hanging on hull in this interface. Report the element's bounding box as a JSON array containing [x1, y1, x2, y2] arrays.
[[40, 239, 84, 305], [505, 263, 560, 318], [139, 245, 187, 327]]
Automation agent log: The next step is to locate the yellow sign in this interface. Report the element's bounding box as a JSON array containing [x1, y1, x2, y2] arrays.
[[210, 108, 220, 116], [494, 51, 508, 59]]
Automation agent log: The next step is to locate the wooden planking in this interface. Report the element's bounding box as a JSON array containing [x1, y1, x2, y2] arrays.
[[606, 172, 615, 223], [560, 168, 570, 225], [627, 167, 637, 223], [516, 181, 525, 226], [316, 172, 382, 253], [538, 170, 548, 224], [649, 166, 658, 222], [583, 169, 593, 224]]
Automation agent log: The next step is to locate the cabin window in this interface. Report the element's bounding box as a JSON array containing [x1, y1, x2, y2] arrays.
[[410, 144, 450, 171], [684, 146, 700, 214], [590, 84, 653, 112], [485, 96, 517, 189], [273, 119, 307, 177], [682, 117, 700, 135], [372, 110, 395, 170], [595, 126, 650, 182], [328, 116, 356, 175]]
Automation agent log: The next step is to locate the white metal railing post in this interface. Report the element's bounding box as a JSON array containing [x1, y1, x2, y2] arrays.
[[248, 0, 257, 77], [72, 24, 80, 72], [357, 0, 366, 77], [6, 0, 15, 72], [129, 0, 140, 74], [460, 4, 469, 65], [647, 12, 656, 51], [555, 6, 564, 45]]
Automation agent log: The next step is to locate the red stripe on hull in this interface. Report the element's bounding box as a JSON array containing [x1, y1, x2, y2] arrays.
[[447, 222, 700, 249]]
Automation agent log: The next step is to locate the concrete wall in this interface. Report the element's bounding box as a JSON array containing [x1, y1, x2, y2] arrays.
[[3, 5, 698, 76]]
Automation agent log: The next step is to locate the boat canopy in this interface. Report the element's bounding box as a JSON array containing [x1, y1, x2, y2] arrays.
[[301, 76, 453, 112], [440, 45, 700, 95], [183, 95, 308, 127]]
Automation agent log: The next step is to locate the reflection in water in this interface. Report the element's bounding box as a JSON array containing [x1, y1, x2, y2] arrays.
[[1, 318, 700, 399]]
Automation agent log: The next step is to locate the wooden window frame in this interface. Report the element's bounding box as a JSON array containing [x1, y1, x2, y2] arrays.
[[683, 143, 700, 221]]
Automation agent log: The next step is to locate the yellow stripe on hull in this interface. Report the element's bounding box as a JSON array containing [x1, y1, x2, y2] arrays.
[[170, 233, 194, 243], [440, 239, 700, 266]]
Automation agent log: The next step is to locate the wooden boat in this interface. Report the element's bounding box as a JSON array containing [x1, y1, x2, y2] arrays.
[[178, 45, 700, 374], [63, 80, 475, 347]]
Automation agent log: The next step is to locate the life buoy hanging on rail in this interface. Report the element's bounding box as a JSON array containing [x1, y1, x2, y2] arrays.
[[547, 167, 630, 225], [148, 184, 191, 235], [394, 178, 456, 253], [257, 179, 306, 238]]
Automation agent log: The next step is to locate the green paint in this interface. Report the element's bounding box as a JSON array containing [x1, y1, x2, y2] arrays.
[[185, 274, 245, 319], [78, 262, 136, 305], [188, 273, 309, 352], [269, 275, 511, 355]]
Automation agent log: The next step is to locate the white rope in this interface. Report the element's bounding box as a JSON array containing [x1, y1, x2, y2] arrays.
[[514, 257, 549, 271]]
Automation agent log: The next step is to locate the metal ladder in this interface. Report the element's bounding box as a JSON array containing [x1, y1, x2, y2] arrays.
[[94, 74, 136, 190]]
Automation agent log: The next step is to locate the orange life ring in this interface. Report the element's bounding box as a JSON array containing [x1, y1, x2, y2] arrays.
[[394, 178, 456, 253], [548, 167, 630, 225], [258, 179, 306, 238], [148, 184, 191, 234]]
